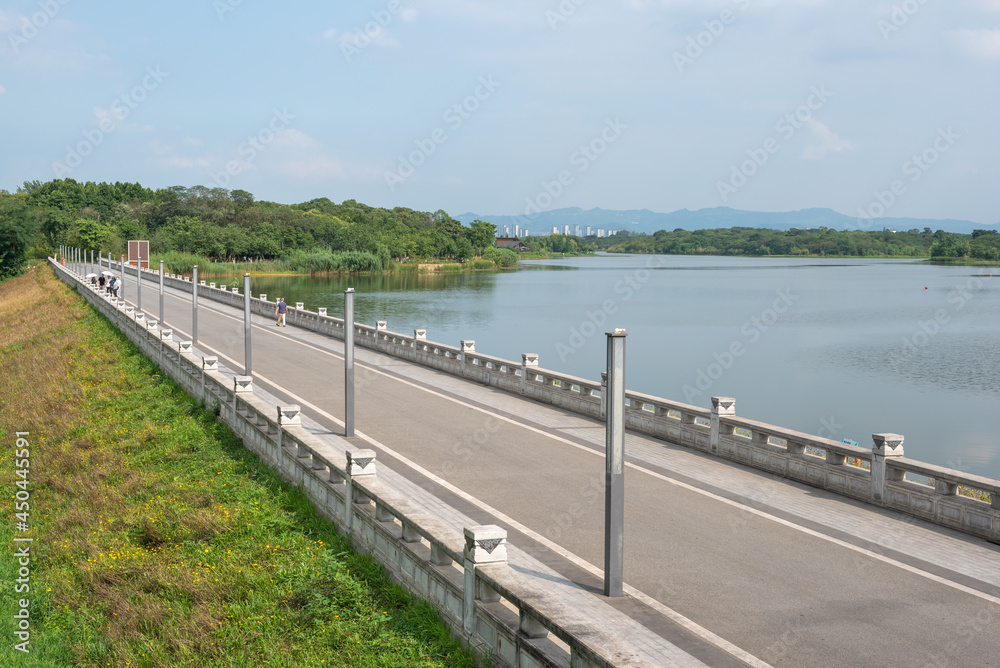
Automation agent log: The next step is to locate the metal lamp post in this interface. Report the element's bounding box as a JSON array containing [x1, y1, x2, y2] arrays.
[[604, 329, 627, 597]]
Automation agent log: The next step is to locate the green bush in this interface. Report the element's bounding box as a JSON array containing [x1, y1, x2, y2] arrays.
[[470, 259, 496, 270], [435, 263, 463, 273], [483, 246, 519, 267], [281, 249, 382, 273]]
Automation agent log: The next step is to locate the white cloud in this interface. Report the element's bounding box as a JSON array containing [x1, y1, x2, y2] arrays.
[[0, 85, 6, 94], [91, 106, 151, 133], [269, 129, 346, 179], [950, 28, 1000, 60], [338, 25, 399, 48], [419, 0, 536, 27], [93, 105, 125, 129], [322, 28, 337, 40], [264, 129, 383, 183], [801, 119, 856, 159], [153, 155, 212, 169], [145, 139, 211, 169], [183, 136, 203, 146], [400, 8, 419, 22]]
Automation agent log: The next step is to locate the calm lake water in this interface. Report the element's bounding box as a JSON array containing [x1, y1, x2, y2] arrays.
[[248, 255, 1000, 479]]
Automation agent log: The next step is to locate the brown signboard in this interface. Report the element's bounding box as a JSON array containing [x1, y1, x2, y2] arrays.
[[127, 240, 149, 269]]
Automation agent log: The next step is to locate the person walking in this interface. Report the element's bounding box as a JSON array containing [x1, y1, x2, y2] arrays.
[[275, 298, 287, 327]]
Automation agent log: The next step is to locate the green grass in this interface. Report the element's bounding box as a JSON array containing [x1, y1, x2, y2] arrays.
[[0, 266, 475, 667]]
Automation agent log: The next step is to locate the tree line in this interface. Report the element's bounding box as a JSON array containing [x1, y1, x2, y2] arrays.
[[0, 179, 503, 277], [585, 226, 1000, 260], [2, 178, 997, 279]]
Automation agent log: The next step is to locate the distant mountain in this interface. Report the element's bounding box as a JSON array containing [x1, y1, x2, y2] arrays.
[[456, 207, 997, 236]]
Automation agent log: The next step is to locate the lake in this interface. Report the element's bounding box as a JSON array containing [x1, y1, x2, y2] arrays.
[[247, 255, 1000, 479]]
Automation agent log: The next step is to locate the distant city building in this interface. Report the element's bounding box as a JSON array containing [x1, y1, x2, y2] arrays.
[[597, 229, 605, 238], [551, 226, 559, 235], [495, 237, 527, 251], [586, 226, 592, 236], [563, 224, 570, 235]]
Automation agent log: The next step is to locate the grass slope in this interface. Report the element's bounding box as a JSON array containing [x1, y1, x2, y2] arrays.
[[0, 265, 474, 667]]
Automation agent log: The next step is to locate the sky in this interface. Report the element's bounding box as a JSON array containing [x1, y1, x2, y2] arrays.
[[1, 0, 998, 224]]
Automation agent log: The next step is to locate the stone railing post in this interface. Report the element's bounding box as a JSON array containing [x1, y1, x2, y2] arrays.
[[463, 525, 507, 635], [710, 397, 735, 454], [374, 321, 388, 348], [460, 340, 475, 366], [521, 353, 538, 394], [600, 371, 608, 419], [413, 329, 426, 359], [201, 356, 218, 405], [871, 433, 905, 504], [317, 307, 326, 316], [344, 449, 376, 532], [277, 405, 301, 466]]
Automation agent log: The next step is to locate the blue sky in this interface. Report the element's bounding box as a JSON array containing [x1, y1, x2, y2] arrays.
[[1, 0, 998, 224]]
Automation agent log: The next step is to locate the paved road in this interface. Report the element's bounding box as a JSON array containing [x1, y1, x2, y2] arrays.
[[131, 274, 1000, 667]]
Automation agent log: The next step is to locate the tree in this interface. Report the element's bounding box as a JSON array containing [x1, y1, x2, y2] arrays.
[[0, 196, 39, 278], [455, 236, 474, 261], [467, 220, 496, 253], [74, 217, 113, 250], [231, 189, 254, 212]]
